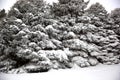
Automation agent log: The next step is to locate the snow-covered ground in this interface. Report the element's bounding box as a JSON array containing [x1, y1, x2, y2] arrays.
[[0, 64, 120, 80]]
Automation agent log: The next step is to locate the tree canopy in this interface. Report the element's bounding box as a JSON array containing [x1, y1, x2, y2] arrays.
[[51, 0, 89, 17]]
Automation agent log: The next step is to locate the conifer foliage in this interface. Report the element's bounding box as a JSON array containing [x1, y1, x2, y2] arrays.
[[0, 0, 120, 73], [51, 0, 89, 17], [0, 9, 6, 19]]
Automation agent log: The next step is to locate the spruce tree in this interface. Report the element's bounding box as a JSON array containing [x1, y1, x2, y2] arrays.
[[51, 0, 89, 17], [0, 9, 6, 19]]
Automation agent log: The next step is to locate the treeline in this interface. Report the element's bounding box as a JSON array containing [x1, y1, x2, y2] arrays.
[[0, 0, 120, 73]]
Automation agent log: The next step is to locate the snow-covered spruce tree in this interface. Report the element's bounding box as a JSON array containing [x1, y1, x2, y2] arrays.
[[51, 0, 89, 17], [0, 0, 52, 73], [85, 2, 108, 27], [87, 2, 107, 18], [8, 0, 51, 26], [110, 8, 120, 24], [8, 0, 45, 14], [110, 8, 120, 35]]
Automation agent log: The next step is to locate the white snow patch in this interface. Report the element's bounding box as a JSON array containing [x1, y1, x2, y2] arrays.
[[14, 19, 22, 23]]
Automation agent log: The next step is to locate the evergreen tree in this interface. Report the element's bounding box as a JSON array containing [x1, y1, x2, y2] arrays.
[[0, 9, 6, 19], [8, 0, 46, 16], [110, 8, 120, 35], [87, 2, 107, 20], [51, 0, 89, 17], [110, 8, 120, 25]]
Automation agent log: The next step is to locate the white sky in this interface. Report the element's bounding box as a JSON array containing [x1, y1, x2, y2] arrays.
[[0, 0, 120, 13]]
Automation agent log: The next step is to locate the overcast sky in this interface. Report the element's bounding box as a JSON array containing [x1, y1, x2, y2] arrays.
[[0, 0, 120, 13]]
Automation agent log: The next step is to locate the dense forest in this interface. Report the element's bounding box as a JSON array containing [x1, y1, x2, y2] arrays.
[[0, 0, 120, 73]]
